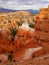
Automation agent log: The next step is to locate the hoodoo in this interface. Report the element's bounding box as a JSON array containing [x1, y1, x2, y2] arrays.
[[34, 5, 49, 47]]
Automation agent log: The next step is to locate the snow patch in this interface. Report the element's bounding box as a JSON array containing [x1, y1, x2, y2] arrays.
[[23, 47, 42, 60], [19, 23, 35, 32]]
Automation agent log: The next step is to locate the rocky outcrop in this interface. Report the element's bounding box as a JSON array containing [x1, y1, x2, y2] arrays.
[[34, 6, 49, 47]]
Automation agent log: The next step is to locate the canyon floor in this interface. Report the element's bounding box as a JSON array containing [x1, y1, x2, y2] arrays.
[[0, 54, 49, 65]]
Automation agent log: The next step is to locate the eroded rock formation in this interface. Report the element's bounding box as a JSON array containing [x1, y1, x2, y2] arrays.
[[34, 6, 49, 46]]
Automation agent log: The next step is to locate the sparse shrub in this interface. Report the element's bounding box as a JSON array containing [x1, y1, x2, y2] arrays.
[[29, 22, 35, 28], [8, 51, 13, 61], [10, 28, 18, 42], [16, 22, 22, 27]]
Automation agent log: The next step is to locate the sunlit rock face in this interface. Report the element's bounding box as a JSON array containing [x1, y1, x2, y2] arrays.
[[34, 6, 49, 47]]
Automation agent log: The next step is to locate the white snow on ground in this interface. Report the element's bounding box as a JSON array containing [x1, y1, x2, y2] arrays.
[[23, 47, 42, 60], [19, 23, 35, 32], [19, 23, 30, 30]]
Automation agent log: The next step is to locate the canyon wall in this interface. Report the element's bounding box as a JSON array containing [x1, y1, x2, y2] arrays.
[[34, 6, 49, 47]]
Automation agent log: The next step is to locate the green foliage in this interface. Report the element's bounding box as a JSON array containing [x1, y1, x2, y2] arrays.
[[10, 28, 18, 42], [29, 22, 35, 28], [8, 51, 13, 61], [17, 22, 22, 27]]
